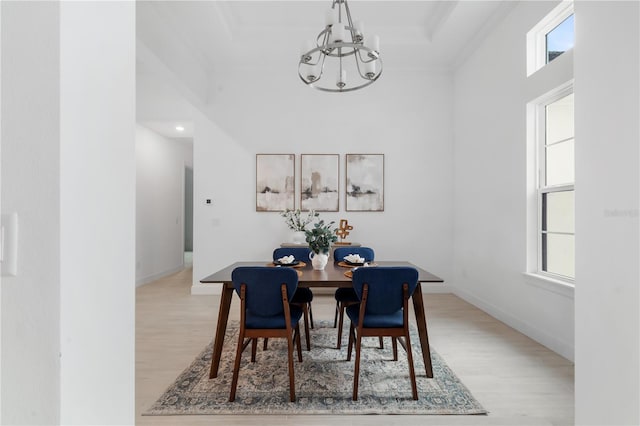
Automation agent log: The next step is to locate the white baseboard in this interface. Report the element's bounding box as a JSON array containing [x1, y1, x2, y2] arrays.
[[420, 282, 450, 293], [136, 264, 184, 287], [191, 283, 222, 295], [452, 286, 574, 362]]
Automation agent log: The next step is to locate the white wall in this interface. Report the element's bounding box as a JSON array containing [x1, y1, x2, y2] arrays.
[[192, 68, 455, 293], [452, 0, 575, 360], [1, 3, 136, 424], [574, 2, 639, 424], [1, 3, 3, 417], [59, 2, 135, 424], [136, 124, 192, 286], [1, 2, 61, 423]]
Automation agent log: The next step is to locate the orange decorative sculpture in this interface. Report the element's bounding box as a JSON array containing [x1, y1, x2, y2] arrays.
[[335, 219, 354, 245]]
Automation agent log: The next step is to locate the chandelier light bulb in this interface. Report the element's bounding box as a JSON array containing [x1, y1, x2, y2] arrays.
[[353, 20, 364, 41], [337, 69, 347, 88], [307, 64, 322, 82], [371, 35, 380, 53], [325, 8, 337, 26], [364, 61, 376, 79], [330, 23, 345, 43], [300, 40, 314, 62]]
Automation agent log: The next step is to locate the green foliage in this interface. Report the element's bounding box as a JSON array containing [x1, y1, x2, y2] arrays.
[[305, 220, 338, 254]]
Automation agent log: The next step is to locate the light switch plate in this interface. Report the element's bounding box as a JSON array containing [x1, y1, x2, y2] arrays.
[[1, 212, 18, 276]]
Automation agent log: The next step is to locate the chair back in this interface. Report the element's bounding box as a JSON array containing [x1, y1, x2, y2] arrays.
[[273, 247, 312, 262], [231, 267, 299, 317], [334, 247, 375, 263], [351, 267, 418, 315]]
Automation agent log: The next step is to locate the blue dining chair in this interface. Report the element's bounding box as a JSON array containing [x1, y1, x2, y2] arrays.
[[333, 247, 375, 349], [346, 266, 419, 401], [273, 247, 314, 351], [229, 267, 303, 402]]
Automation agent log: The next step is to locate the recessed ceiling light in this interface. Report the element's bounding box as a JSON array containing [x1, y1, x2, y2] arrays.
[[175, 125, 185, 132]]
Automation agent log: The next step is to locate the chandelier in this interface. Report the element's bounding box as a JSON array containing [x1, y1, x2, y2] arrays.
[[298, 0, 382, 93]]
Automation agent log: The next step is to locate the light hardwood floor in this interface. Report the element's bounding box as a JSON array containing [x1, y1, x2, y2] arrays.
[[136, 266, 574, 425]]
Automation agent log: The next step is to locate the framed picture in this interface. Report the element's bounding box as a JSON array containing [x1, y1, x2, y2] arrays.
[[346, 154, 384, 211], [300, 154, 339, 212], [256, 154, 295, 211]]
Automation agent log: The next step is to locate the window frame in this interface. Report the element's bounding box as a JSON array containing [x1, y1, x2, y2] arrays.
[[535, 83, 575, 283], [526, 1, 574, 76]]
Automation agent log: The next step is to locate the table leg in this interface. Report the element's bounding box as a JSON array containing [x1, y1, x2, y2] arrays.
[[412, 282, 434, 378], [209, 284, 234, 379]]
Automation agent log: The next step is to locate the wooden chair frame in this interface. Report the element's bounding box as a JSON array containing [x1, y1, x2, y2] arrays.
[[265, 297, 311, 352], [229, 283, 303, 402], [335, 297, 383, 350], [332, 247, 376, 350], [273, 248, 314, 350], [334, 295, 357, 348], [296, 297, 313, 350], [347, 282, 418, 401]]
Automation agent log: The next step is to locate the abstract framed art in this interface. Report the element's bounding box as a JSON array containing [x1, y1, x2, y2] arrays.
[[345, 153, 384, 211], [256, 154, 295, 211], [300, 154, 339, 211]]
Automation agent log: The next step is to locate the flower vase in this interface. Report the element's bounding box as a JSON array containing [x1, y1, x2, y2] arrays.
[[309, 252, 329, 270], [291, 231, 306, 244]]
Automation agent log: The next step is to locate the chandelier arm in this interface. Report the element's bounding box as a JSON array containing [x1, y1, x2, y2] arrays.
[[355, 48, 377, 63], [353, 50, 366, 79], [343, 0, 357, 42], [302, 44, 379, 62], [318, 49, 328, 80]]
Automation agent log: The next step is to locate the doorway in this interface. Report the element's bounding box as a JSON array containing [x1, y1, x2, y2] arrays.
[[184, 165, 193, 266]]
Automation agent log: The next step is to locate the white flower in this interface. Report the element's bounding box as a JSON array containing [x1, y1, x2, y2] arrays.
[[280, 209, 319, 231]]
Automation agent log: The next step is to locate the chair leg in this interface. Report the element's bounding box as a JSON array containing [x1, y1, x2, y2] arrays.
[[347, 322, 355, 361], [263, 338, 268, 351], [229, 331, 245, 402], [336, 303, 346, 349], [352, 329, 363, 401], [333, 300, 340, 328], [251, 338, 257, 362], [301, 304, 311, 351], [308, 302, 314, 329], [294, 324, 303, 362], [404, 332, 418, 400], [392, 337, 398, 361], [379, 336, 384, 349], [286, 326, 296, 402]]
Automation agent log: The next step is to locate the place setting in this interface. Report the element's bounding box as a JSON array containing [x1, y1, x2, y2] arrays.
[[337, 253, 378, 278], [269, 255, 306, 276]]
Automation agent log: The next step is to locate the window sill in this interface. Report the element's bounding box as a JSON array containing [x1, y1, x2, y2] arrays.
[[522, 272, 574, 299]]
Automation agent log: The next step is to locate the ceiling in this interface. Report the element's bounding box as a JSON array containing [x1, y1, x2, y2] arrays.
[[136, 1, 516, 136]]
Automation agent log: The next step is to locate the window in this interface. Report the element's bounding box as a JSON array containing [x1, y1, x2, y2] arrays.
[[537, 88, 575, 281], [546, 14, 575, 64], [527, 1, 574, 76]]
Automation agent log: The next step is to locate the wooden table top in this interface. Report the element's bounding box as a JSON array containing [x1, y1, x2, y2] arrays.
[[200, 261, 443, 288]]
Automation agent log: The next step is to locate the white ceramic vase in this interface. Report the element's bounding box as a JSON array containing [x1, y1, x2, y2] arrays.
[[309, 252, 329, 270], [291, 231, 306, 244]]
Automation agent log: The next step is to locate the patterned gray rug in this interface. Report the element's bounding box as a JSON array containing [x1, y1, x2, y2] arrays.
[[144, 320, 487, 415]]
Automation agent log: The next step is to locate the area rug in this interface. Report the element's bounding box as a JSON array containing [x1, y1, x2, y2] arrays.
[[144, 320, 487, 415]]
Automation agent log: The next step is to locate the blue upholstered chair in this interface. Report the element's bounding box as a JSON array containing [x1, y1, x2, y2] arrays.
[[273, 247, 312, 264], [229, 267, 303, 402], [333, 247, 375, 349], [273, 247, 314, 351], [346, 267, 419, 401]]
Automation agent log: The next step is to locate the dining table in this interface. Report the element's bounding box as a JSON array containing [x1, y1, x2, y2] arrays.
[[200, 260, 443, 380]]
